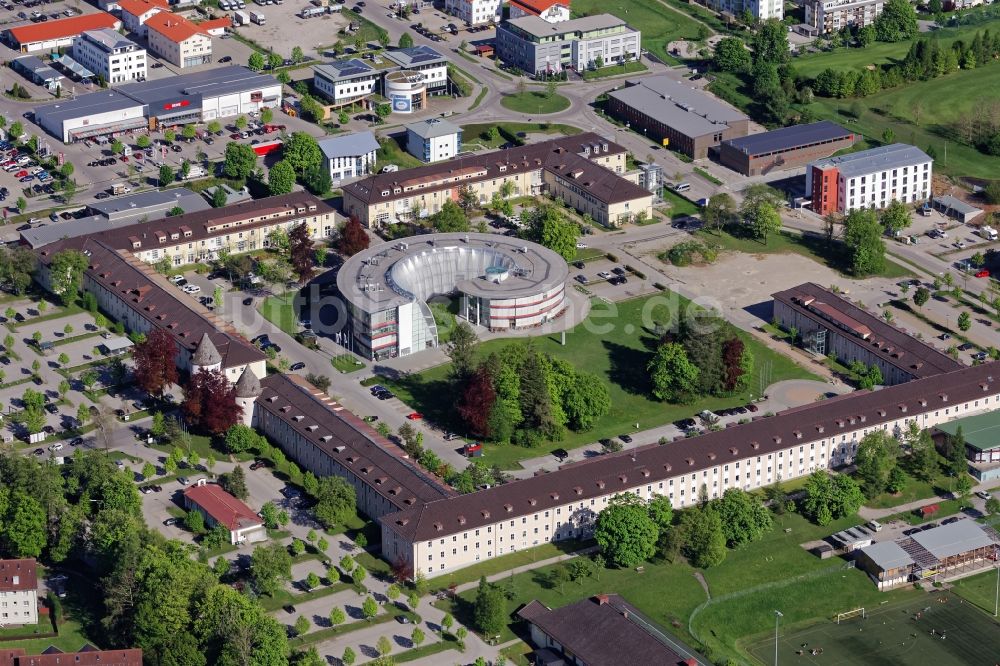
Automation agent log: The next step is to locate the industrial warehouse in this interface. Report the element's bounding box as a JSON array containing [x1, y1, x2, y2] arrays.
[[34, 66, 282, 142]]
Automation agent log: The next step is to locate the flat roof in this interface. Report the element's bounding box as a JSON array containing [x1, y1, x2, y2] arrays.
[[608, 76, 748, 139], [933, 194, 982, 217], [384, 45, 447, 68], [860, 541, 914, 571], [337, 232, 570, 313], [505, 13, 628, 38], [810, 143, 932, 179], [313, 58, 375, 81], [406, 118, 460, 140], [13, 55, 62, 82], [773, 282, 961, 379], [721, 121, 853, 156], [318, 131, 380, 160], [936, 410, 1000, 452], [910, 520, 997, 560], [35, 90, 140, 126]]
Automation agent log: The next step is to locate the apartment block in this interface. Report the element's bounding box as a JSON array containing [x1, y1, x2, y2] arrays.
[[145, 12, 212, 68], [807, 143, 932, 215], [496, 14, 640, 74], [0, 559, 37, 626], [805, 0, 884, 33], [444, 0, 501, 25], [73, 29, 147, 84]]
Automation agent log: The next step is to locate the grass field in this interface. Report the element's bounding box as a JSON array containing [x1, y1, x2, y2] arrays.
[[952, 566, 1000, 614], [696, 228, 914, 279], [375, 136, 424, 173], [460, 122, 582, 149], [660, 189, 700, 220], [380, 292, 819, 469], [745, 592, 1000, 666], [572, 0, 710, 65], [581, 61, 648, 80], [258, 294, 300, 337], [499, 91, 571, 114]]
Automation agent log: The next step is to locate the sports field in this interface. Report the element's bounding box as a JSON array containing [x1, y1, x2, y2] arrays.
[[745, 592, 1000, 666]]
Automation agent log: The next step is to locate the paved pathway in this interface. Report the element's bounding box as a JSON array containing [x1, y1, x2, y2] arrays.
[[859, 480, 997, 521]]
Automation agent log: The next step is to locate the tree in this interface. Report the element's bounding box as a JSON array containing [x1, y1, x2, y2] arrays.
[[648, 342, 700, 402], [716, 488, 772, 548], [15, 196, 26, 214], [473, 577, 507, 637], [133, 329, 179, 398], [913, 286, 930, 309], [958, 311, 972, 332], [221, 465, 248, 501], [210, 186, 228, 208], [879, 199, 911, 235], [158, 164, 174, 186], [342, 648, 356, 666], [223, 142, 258, 180], [304, 164, 332, 196], [224, 423, 263, 454], [713, 36, 751, 73], [458, 365, 497, 439], [283, 132, 323, 176], [289, 222, 315, 283], [446, 321, 479, 384], [947, 427, 968, 477], [986, 496, 1000, 515], [353, 564, 368, 588], [293, 615, 310, 637], [679, 505, 727, 568], [524, 205, 579, 260], [399, 32, 414, 48], [843, 208, 886, 277], [182, 369, 242, 434], [329, 606, 346, 626], [702, 193, 737, 233], [955, 473, 974, 506], [430, 199, 470, 232], [314, 476, 357, 529], [185, 509, 205, 533], [4, 492, 46, 557], [376, 636, 392, 657], [248, 52, 265, 71], [268, 160, 296, 196], [48, 249, 89, 306], [338, 216, 370, 256], [250, 543, 293, 596], [752, 19, 790, 64], [362, 596, 378, 621], [411, 627, 425, 647], [745, 201, 782, 243], [594, 494, 659, 568], [874, 0, 918, 42], [142, 462, 156, 480], [855, 430, 900, 497]]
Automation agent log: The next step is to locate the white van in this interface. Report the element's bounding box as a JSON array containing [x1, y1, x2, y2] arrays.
[[674, 182, 691, 193], [867, 520, 882, 532]]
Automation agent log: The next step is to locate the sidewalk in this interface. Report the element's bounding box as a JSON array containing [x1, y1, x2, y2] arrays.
[[859, 478, 996, 521]]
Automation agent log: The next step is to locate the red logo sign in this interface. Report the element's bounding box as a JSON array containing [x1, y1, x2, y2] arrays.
[[163, 100, 191, 110]]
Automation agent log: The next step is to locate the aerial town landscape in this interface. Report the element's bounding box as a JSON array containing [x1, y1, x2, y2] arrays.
[[3, 0, 1000, 663]]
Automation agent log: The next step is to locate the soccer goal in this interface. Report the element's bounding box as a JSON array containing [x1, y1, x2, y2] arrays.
[[835, 607, 866, 624]]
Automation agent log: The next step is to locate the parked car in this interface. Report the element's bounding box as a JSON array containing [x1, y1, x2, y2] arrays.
[[290, 362, 305, 371], [977, 490, 993, 500], [163, 518, 179, 526], [619, 434, 633, 443], [249, 459, 268, 471], [243, 297, 254, 306], [406, 412, 423, 420], [49, 443, 63, 451]]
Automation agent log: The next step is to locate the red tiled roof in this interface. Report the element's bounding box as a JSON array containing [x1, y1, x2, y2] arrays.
[[6, 13, 119, 45], [118, 0, 168, 16], [0, 559, 37, 593], [184, 482, 262, 531], [145, 12, 207, 43], [16, 647, 142, 666], [197, 16, 232, 30], [510, 0, 568, 15]]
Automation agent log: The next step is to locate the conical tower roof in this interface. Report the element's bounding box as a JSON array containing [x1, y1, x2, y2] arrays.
[[235, 365, 262, 398], [191, 332, 222, 366]]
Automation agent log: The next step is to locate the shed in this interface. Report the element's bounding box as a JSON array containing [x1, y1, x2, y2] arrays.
[[932, 195, 983, 224], [100, 336, 134, 356], [918, 504, 940, 517], [474, 43, 495, 57]]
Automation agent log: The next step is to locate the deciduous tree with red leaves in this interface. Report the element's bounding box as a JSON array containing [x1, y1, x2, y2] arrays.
[[289, 222, 315, 282], [133, 329, 179, 398], [182, 368, 241, 434], [722, 337, 749, 393], [337, 216, 370, 257], [458, 365, 496, 439]]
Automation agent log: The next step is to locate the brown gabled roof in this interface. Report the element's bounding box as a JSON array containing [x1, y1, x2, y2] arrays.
[[6, 13, 119, 45], [773, 283, 962, 379], [257, 374, 453, 511], [0, 559, 37, 593], [384, 362, 1000, 542], [37, 240, 263, 371], [343, 133, 650, 207], [184, 483, 261, 531], [518, 595, 693, 666], [14, 646, 142, 666]]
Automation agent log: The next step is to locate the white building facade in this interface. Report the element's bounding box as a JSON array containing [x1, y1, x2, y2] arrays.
[[445, 0, 501, 25], [73, 29, 147, 84], [318, 131, 380, 182], [405, 118, 462, 163], [312, 60, 379, 106], [807, 144, 932, 215], [0, 559, 38, 626], [805, 0, 884, 33]]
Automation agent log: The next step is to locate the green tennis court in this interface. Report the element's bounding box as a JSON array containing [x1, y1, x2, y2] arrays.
[[745, 592, 1000, 666]]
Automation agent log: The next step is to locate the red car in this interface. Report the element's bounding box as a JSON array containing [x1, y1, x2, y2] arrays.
[[120, 156, 128, 163], [976, 270, 990, 278], [14, 169, 27, 178], [406, 412, 423, 420]]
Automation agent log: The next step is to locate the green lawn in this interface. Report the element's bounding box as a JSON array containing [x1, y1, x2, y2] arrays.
[[573, 0, 710, 65], [374, 136, 424, 173], [460, 122, 582, 149], [952, 567, 1000, 615], [581, 60, 648, 80], [695, 227, 913, 280], [499, 91, 571, 115], [865, 473, 946, 510], [660, 189, 699, 220], [2, 618, 91, 655], [380, 292, 819, 469], [428, 539, 591, 592], [331, 354, 365, 374], [258, 294, 300, 337]]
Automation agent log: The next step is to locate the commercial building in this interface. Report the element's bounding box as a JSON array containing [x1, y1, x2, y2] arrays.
[[11, 56, 64, 92], [935, 411, 1000, 481], [34, 66, 281, 142], [3, 12, 121, 53], [0, 646, 143, 666], [807, 143, 933, 215], [72, 29, 147, 85], [337, 233, 569, 360], [20, 187, 210, 248], [119, 0, 169, 37], [380, 362, 1000, 576], [444, 0, 501, 25], [855, 520, 1000, 590], [145, 12, 212, 68], [606, 76, 750, 159], [718, 121, 855, 176], [406, 118, 462, 163], [508, 0, 571, 23], [0, 559, 37, 626], [518, 595, 702, 665], [312, 59, 380, 107], [496, 14, 640, 75], [342, 133, 654, 229], [772, 282, 961, 386], [805, 0, 884, 33], [183, 479, 267, 545], [319, 131, 380, 182]]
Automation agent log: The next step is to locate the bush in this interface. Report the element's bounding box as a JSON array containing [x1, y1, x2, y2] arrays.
[[606, 253, 619, 262], [663, 241, 718, 267]]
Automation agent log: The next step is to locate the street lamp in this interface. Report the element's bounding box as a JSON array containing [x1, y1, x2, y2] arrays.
[[773, 609, 783, 666], [994, 546, 999, 617]]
